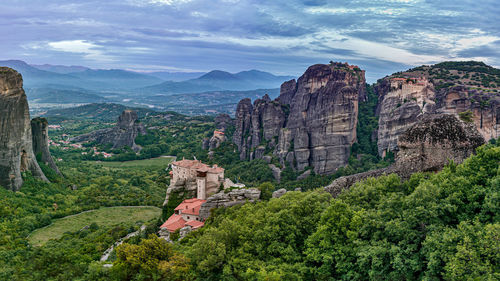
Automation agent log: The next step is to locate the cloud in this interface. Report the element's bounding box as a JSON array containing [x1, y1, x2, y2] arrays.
[[45, 40, 113, 61], [1, 0, 499, 81]]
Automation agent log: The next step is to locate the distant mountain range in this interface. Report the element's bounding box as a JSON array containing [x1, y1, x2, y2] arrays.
[[0, 60, 163, 91], [31, 64, 90, 74], [0, 59, 294, 115], [147, 71, 206, 81], [0, 60, 293, 94], [139, 69, 294, 94]]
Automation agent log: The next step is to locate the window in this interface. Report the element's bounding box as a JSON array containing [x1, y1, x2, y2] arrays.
[[187, 216, 190, 219]]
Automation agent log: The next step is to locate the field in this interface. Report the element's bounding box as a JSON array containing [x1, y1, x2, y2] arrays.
[[28, 206, 162, 246], [87, 156, 175, 170]]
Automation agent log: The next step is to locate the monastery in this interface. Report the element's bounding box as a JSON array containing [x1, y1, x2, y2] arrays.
[[169, 159, 225, 200]]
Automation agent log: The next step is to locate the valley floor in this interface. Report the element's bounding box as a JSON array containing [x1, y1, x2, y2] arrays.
[[28, 206, 161, 246]]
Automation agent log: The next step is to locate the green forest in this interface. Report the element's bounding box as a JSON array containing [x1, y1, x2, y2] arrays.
[[0, 89, 498, 280]]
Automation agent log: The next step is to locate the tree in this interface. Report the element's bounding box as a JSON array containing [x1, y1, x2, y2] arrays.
[[258, 182, 274, 200]]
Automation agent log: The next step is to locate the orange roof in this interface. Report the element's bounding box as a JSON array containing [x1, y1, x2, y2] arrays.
[[186, 220, 204, 229], [174, 198, 206, 216], [214, 130, 225, 135], [160, 214, 186, 232]]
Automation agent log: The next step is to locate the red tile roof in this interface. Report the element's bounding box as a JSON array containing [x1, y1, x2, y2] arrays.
[[174, 198, 206, 215], [160, 214, 186, 232], [186, 220, 204, 229], [161, 198, 208, 232]]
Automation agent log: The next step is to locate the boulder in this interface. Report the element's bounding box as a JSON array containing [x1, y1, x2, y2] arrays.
[[272, 188, 287, 198], [199, 188, 260, 219], [269, 164, 281, 183]]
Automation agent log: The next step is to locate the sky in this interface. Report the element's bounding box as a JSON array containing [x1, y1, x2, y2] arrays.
[[1, 0, 499, 82]]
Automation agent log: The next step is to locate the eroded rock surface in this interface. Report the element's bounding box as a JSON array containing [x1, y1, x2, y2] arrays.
[[376, 63, 499, 157], [199, 188, 260, 219], [0, 67, 47, 191], [71, 110, 146, 152], [31, 117, 61, 175], [325, 114, 485, 197], [233, 62, 366, 174]]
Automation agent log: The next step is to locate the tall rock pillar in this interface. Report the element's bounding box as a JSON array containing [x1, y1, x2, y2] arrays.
[[0, 67, 48, 191], [31, 117, 61, 175]]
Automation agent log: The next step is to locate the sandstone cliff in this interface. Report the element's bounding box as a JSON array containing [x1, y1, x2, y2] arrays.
[[0, 67, 48, 191], [31, 117, 61, 175], [71, 110, 146, 152], [233, 62, 366, 175], [376, 61, 499, 157], [325, 114, 485, 197]]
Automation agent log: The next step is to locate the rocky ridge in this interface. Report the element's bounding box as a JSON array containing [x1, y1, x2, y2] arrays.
[[233, 62, 366, 175], [376, 61, 499, 157], [325, 114, 485, 197], [70, 110, 146, 152], [0, 67, 48, 191]]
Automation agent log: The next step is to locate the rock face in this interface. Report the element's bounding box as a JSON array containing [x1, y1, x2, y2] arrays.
[[233, 62, 366, 174], [203, 114, 233, 153], [31, 117, 61, 175], [71, 110, 146, 152], [0, 67, 47, 191], [376, 64, 499, 157], [199, 188, 260, 219], [325, 114, 485, 197], [214, 113, 233, 131]]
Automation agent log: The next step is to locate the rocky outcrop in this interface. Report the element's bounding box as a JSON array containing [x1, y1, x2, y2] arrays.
[[214, 113, 233, 131], [376, 67, 499, 157], [233, 62, 366, 174], [325, 114, 485, 197], [71, 110, 146, 152], [31, 117, 61, 175], [269, 164, 281, 183], [0, 67, 47, 191], [233, 98, 253, 160], [199, 188, 260, 219], [203, 114, 233, 153], [272, 188, 287, 198]]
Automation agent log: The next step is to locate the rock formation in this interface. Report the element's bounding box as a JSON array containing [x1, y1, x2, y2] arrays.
[[272, 188, 287, 198], [214, 113, 233, 131], [0, 67, 47, 191], [325, 114, 485, 197], [31, 117, 61, 175], [203, 114, 233, 153], [233, 62, 366, 175], [71, 110, 146, 152], [199, 188, 260, 219], [375, 63, 499, 157]]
